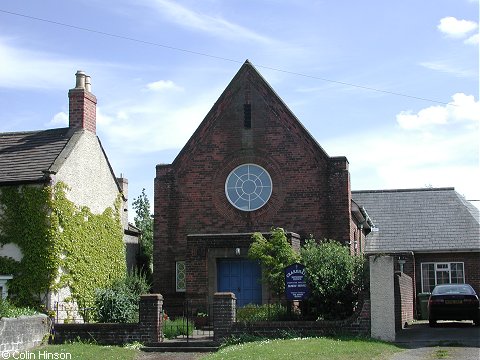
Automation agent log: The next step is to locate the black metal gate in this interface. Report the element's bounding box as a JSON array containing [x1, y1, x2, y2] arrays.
[[162, 299, 214, 342]]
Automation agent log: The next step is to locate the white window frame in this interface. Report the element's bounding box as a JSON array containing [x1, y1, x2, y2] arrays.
[[420, 262, 465, 293], [0, 275, 13, 299], [176, 261, 186, 292]]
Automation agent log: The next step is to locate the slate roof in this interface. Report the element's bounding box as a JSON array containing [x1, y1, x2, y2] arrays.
[[0, 128, 72, 184], [352, 188, 480, 253]]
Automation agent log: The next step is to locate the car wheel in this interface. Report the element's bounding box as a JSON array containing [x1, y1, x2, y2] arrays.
[[429, 319, 436, 327]]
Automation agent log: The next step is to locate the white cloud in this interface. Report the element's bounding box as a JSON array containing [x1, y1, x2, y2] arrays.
[[97, 89, 216, 153], [321, 92, 480, 208], [437, 17, 478, 38], [141, 0, 277, 44], [47, 112, 68, 127], [450, 93, 480, 122], [146, 80, 183, 91], [419, 61, 475, 78], [396, 107, 447, 129], [465, 33, 479, 45], [396, 93, 480, 130], [0, 37, 74, 89], [323, 122, 479, 208]]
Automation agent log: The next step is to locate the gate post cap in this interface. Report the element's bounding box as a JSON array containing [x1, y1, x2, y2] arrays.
[[140, 294, 164, 300], [214, 292, 236, 299]]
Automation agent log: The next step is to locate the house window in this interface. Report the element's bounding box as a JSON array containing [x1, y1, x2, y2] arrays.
[[176, 261, 186, 292], [421, 262, 464, 293]]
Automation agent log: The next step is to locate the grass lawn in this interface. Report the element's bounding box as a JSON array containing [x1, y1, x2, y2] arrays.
[[31, 343, 139, 360], [202, 337, 404, 360], [29, 337, 403, 360]]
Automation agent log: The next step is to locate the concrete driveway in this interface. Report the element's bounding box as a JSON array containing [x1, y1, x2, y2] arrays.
[[395, 320, 479, 348], [389, 321, 479, 360]]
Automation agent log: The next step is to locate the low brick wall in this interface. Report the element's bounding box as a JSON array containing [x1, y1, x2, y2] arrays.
[[0, 314, 50, 355], [52, 294, 163, 345], [53, 323, 143, 345], [232, 299, 370, 338], [213, 292, 370, 342]]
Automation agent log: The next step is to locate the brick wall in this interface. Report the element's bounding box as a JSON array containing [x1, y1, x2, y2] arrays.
[[154, 62, 355, 306], [0, 314, 50, 355], [52, 294, 163, 345], [213, 292, 370, 341], [394, 272, 413, 330]]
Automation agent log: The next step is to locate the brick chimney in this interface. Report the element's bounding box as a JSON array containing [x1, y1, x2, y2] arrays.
[[68, 70, 97, 133]]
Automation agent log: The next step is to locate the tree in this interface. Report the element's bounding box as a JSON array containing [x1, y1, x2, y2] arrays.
[[132, 189, 153, 278], [248, 227, 299, 298], [300, 239, 366, 319]]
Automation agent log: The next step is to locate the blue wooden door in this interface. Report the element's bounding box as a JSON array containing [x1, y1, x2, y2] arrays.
[[217, 259, 262, 307]]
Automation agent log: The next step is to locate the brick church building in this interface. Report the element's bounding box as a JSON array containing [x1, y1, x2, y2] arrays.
[[153, 61, 373, 310]]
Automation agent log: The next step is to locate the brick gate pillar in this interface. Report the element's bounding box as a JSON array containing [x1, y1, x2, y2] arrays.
[[213, 292, 236, 342], [139, 294, 164, 343]]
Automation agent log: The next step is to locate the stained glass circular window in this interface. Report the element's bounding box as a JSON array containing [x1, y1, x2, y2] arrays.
[[225, 164, 272, 211]]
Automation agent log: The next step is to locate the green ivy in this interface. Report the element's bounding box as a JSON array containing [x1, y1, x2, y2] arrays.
[[0, 256, 19, 275], [0, 185, 56, 306], [0, 182, 126, 309]]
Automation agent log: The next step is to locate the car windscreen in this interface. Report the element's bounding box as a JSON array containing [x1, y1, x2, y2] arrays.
[[432, 285, 475, 295]]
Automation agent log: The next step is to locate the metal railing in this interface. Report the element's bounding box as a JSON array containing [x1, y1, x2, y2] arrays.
[[52, 301, 95, 323]]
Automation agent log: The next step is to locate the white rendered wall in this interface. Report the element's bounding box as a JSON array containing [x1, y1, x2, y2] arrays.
[[370, 255, 395, 341], [51, 131, 121, 320], [55, 131, 119, 214]]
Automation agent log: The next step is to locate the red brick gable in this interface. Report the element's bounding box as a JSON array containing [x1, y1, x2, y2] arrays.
[[154, 61, 353, 302], [173, 60, 332, 169]]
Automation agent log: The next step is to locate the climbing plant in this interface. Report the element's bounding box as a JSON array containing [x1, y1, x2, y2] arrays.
[[0, 182, 126, 309], [0, 185, 56, 306]]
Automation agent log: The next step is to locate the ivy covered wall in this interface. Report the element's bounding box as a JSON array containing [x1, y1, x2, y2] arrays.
[[0, 182, 126, 308]]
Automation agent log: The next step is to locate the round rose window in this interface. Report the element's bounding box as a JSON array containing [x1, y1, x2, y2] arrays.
[[225, 164, 272, 211]]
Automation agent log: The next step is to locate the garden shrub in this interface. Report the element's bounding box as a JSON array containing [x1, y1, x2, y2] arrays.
[[94, 270, 150, 323], [236, 303, 288, 322], [300, 239, 366, 320], [0, 298, 38, 318]]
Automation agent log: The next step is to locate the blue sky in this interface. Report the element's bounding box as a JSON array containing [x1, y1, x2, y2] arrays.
[[0, 0, 479, 217]]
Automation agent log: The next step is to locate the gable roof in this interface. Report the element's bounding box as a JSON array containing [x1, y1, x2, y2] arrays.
[[0, 128, 72, 184], [172, 60, 339, 167], [0, 128, 123, 197], [352, 188, 480, 253]]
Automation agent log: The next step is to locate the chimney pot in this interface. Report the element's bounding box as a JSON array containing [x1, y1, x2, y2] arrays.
[[85, 75, 92, 92], [75, 70, 86, 89]]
